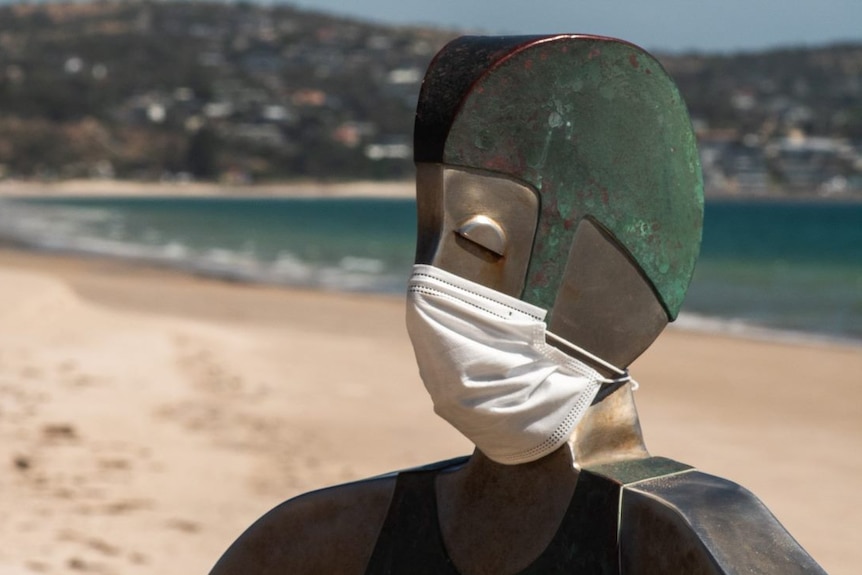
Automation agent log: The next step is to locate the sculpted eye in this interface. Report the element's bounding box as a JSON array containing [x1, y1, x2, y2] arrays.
[[455, 215, 507, 257]]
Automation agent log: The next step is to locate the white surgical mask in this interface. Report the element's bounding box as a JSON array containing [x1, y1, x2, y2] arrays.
[[406, 264, 634, 465]]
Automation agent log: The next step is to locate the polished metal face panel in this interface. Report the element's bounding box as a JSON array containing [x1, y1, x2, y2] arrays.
[[415, 163, 539, 298], [548, 218, 668, 368]]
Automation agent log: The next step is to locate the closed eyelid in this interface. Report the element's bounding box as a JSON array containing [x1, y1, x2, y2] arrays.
[[454, 215, 507, 257]]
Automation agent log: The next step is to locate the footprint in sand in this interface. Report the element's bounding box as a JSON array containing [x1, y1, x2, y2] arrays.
[[172, 333, 270, 399], [165, 518, 201, 533]]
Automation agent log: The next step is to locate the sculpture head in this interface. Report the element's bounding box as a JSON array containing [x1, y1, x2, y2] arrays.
[[414, 35, 703, 371]]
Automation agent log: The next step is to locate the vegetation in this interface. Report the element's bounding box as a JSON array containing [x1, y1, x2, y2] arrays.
[[0, 0, 860, 189]]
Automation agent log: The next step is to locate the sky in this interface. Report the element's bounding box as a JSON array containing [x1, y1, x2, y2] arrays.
[[285, 0, 862, 54]]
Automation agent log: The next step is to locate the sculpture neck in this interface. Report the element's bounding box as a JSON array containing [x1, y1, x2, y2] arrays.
[[569, 383, 649, 468], [435, 384, 646, 575]]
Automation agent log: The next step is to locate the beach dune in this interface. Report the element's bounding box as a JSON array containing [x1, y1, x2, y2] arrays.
[[0, 249, 859, 574]]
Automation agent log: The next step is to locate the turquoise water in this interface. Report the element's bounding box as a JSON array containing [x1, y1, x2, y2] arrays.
[[685, 199, 862, 341], [0, 196, 417, 293], [1, 195, 860, 343]]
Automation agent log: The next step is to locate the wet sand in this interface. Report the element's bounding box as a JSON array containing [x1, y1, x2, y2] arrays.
[[0, 248, 859, 574]]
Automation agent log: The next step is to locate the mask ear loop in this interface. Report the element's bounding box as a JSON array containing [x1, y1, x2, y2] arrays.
[[545, 331, 640, 391]]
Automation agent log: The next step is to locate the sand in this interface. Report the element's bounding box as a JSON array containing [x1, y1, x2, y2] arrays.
[[0, 248, 859, 575], [0, 178, 416, 199]]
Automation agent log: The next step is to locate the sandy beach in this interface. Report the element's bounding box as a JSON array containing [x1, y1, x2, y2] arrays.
[[0, 178, 416, 199], [0, 248, 859, 575]]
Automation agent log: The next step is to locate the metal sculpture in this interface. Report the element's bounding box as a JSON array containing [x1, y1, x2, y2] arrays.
[[210, 35, 825, 574]]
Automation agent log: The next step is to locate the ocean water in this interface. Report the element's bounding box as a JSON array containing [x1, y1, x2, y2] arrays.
[[682, 199, 862, 343], [0, 196, 417, 293], [0, 195, 860, 344]]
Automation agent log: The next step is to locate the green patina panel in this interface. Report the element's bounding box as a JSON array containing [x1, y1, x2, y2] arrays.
[[443, 37, 703, 319]]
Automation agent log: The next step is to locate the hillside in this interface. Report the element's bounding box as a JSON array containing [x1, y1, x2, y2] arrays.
[[1, 1, 861, 195]]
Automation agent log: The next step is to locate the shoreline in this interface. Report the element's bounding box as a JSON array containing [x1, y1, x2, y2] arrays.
[[2, 178, 862, 203], [673, 311, 862, 350], [0, 178, 416, 199], [2, 245, 860, 351]]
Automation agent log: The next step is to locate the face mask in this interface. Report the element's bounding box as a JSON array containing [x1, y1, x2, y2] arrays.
[[405, 264, 634, 465]]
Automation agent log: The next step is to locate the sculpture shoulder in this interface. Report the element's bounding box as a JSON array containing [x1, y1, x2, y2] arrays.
[[618, 470, 826, 574], [209, 474, 398, 575]]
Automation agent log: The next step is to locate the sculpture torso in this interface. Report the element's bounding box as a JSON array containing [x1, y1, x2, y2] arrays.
[[366, 456, 596, 575], [367, 456, 827, 575]]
